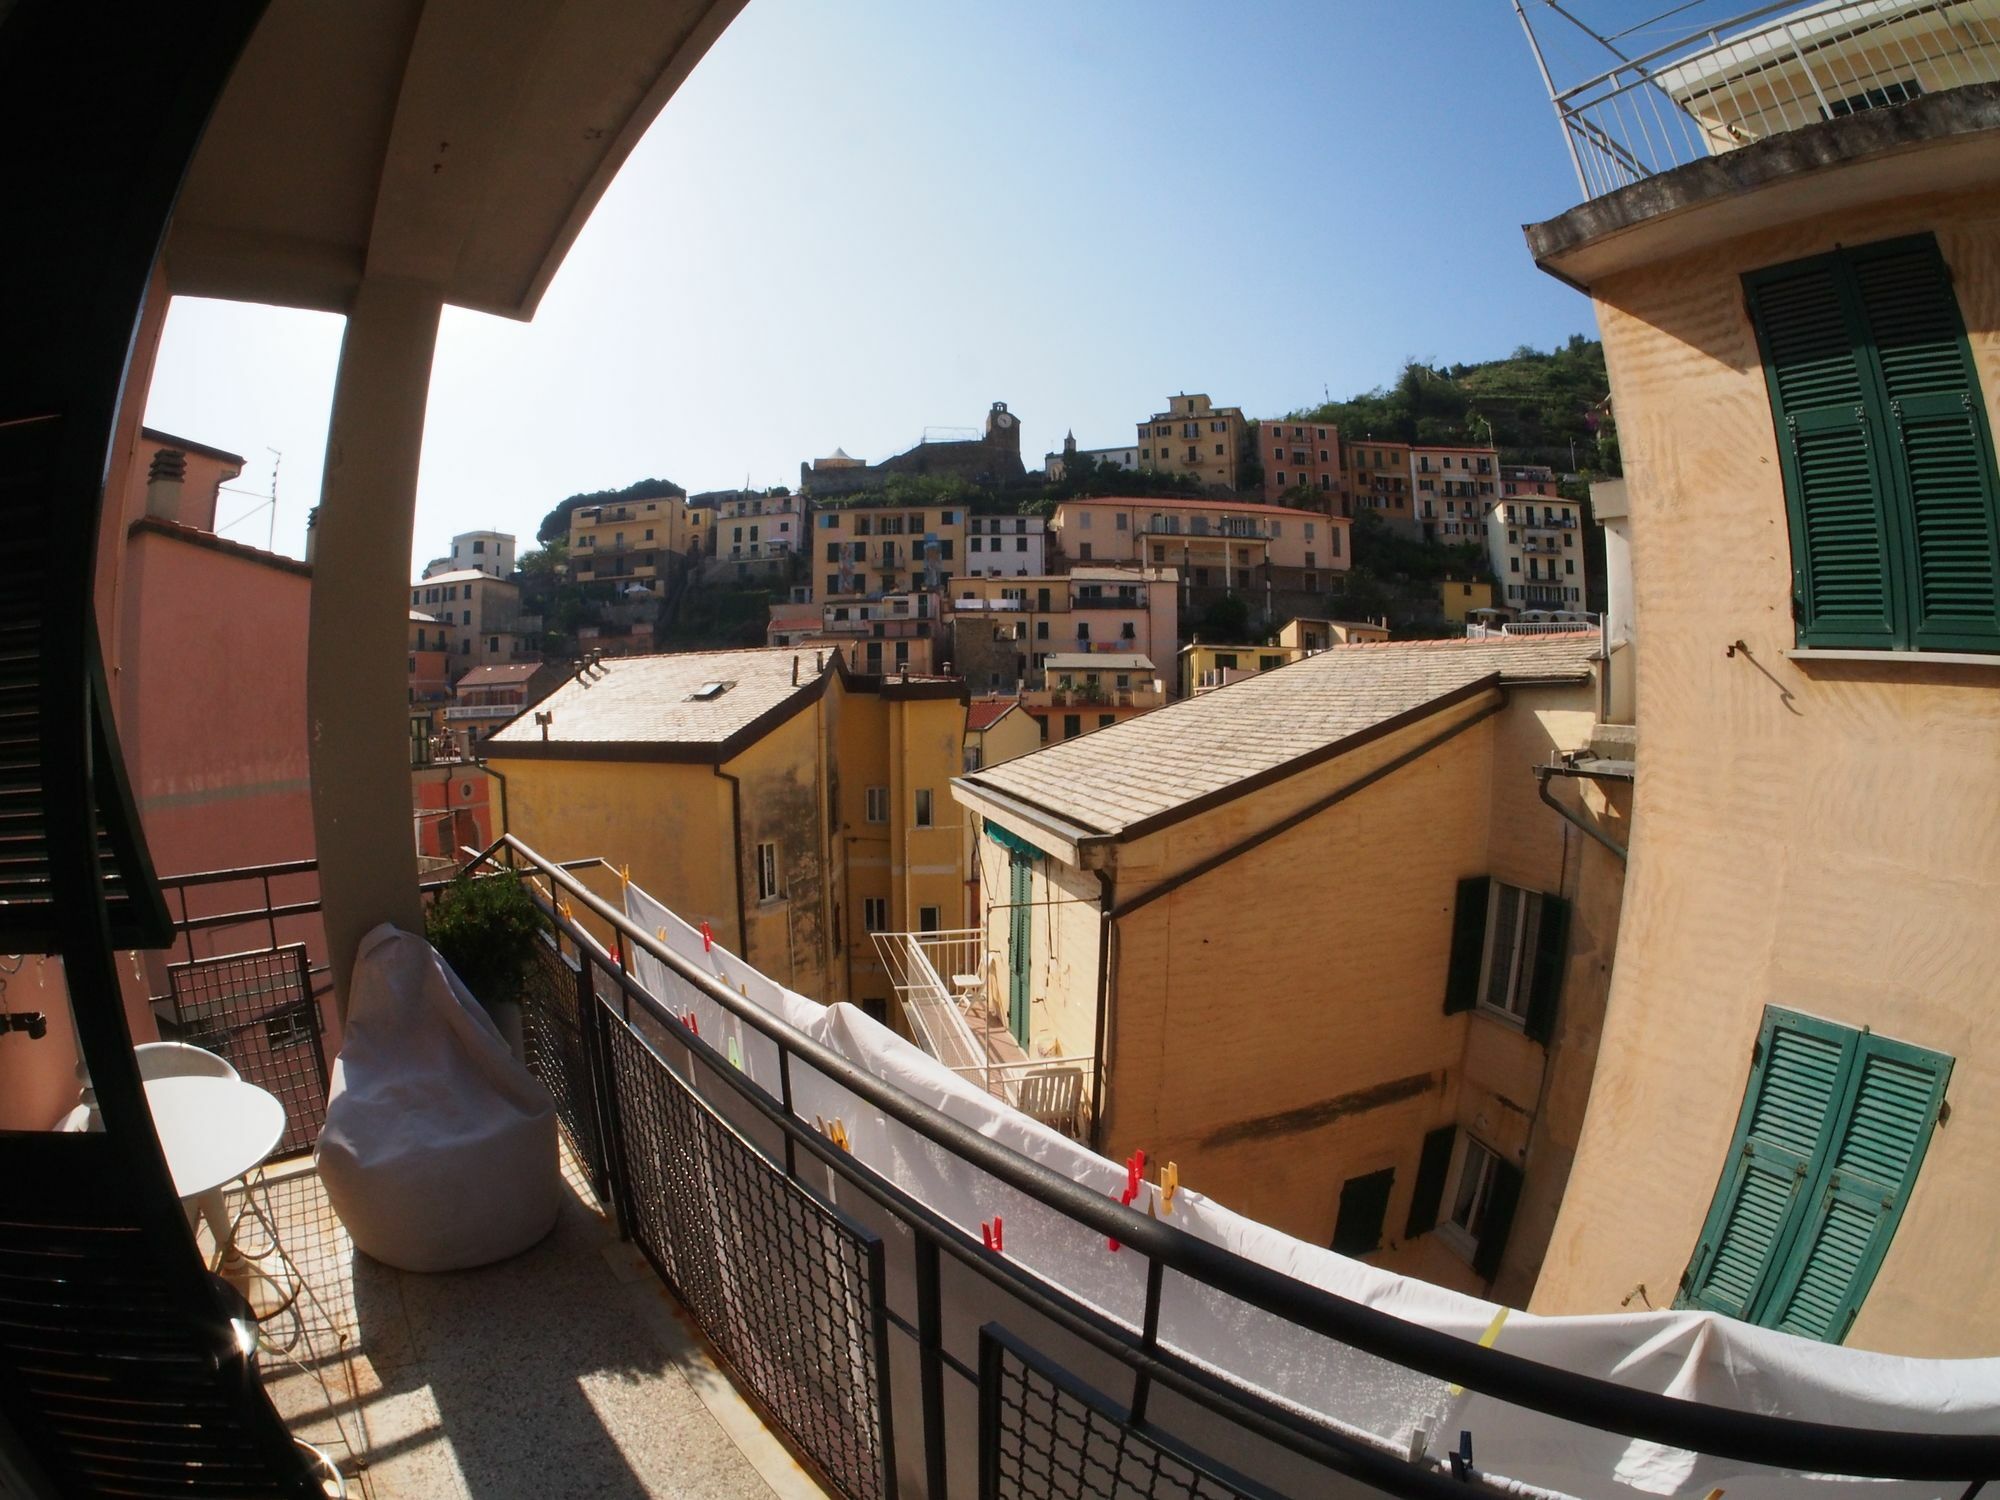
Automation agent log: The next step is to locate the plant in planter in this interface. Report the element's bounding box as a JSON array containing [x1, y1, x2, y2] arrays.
[[423, 869, 548, 1012]]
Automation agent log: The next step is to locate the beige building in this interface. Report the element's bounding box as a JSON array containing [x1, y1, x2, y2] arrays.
[[1137, 392, 1246, 489], [1519, 46, 2000, 1352], [407, 569, 535, 667], [1049, 496, 1350, 603], [1485, 493, 1587, 611], [1411, 443, 1500, 543], [707, 489, 804, 578], [949, 567, 1181, 697], [1020, 652, 1163, 744], [813, 501, 968, 601], [1345, 438, 1413, 525], [953, 636, 1627, 1300], [567, 494, 706, 593], [485, 647, 968, 1012]]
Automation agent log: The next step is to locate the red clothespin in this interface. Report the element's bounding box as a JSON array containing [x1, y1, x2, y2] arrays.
[[610, 939, 622, 966], [681, 1009, 699, 1037], [699, 920, 713, 953], [1109, 1149, 1148, 1251], [981, 1217, 1004, 1254]]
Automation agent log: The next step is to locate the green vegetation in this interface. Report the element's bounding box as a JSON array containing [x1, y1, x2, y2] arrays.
[[535, 476, 686, 544], [657, 585, 773, 651], [1276, 335, 1617, 475], [424, 870, 548, 1008]]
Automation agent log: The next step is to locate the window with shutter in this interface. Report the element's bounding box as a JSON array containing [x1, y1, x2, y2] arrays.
[[1746, 235, 2000, 652], [1678, 1008, 1950, 1340], [1332, 1167, 1395, 1256]]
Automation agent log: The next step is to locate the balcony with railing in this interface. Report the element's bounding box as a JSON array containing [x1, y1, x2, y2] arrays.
[[1519, 0, 2000, 201]]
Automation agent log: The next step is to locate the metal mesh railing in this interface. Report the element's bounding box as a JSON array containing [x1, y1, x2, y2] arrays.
[[517, 932, 609, 1202], [165, 943, 327, 1158], [600, 991, 891, 1500], [1520, 0, 2000, 200], [980, 1327, 1274, 1500]]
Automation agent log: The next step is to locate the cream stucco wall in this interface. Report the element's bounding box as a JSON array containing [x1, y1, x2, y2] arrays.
[[1531, 182, 2000, 1354]]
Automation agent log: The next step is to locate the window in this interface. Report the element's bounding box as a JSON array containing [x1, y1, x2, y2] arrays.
[[1077, 542, 1092, 561], [645, 528, 654, 540], [1034, 620, 1048, 640], [1331, 1167, 1394, 1256], [1097, 713, 1115, 728], [1678, 1008, 1950, 1342], [919, 905, 941, 933], [1115, 513, 1127, 531], [914, 788, 933, 827], [863, 897, 887, 933], [1076, 622, 1089, 642], [1120, 622, 1136, 640], [1275, 472, 1286, 488], [964, 743, 983, 772], [1746, 235, 2000, 652], [1214, 443, 1224, 456], [1447, 1138, 1503, 1246], [755, 841, 779, 901], [1443, 877, 1568, 1042], [1062, 714, 1080, 738]]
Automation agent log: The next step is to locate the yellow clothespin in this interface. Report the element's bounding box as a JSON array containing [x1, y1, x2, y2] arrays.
[[1159, 1161, 1179, 1216], [657, 926, 668, 940], [738, 981, 749, 997], [617, 864, 630, 887], [830, 1119, 851, 1152], [556, 897, 574, 923]]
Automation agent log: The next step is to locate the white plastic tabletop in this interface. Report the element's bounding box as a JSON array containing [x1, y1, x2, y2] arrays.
[[142, 1076, 287, 1199]]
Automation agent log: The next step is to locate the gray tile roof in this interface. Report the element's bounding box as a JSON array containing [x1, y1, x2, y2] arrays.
[[961, 634, 1600, 837], [485, 646, 830, 753]]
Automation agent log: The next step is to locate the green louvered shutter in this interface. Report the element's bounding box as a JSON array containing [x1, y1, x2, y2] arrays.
[[1442, 876, 1489, 1015], [1849, 238, 2000, 652], [1678, 1012, 1854, 1319], [1756, 1035, 1951, 1343], [1746, 257, 1902, 648]]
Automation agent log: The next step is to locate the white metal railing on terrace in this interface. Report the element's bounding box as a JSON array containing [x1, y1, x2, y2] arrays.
[[1517, 0, 2000, 200], [1466, 615, 1601, 638]]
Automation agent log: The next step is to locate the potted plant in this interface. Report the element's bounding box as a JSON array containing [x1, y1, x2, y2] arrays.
[[424, 869, 548, 1059]]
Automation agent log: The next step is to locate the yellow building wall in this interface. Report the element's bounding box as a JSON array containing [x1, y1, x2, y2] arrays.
[[1531, 183, 2000, 1354], [968, 709, 1040, 772], [721, 704, 835, 1000], [971, 829, 1102, 1070], [835, 685, 894, 1007], [1439, 580, 1495, 624], [894, 694, 971, 933], [496, 757, 736, 945]]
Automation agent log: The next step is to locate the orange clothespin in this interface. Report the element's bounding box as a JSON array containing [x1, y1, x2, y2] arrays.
[[656, 926, 668, 941], [1158, 1161, 1179, 1216], [556, 897, 574, 923], [617, 864, 630, 887], [815, 1116, 851, 1151], [981, 1217, 1004, 1254]]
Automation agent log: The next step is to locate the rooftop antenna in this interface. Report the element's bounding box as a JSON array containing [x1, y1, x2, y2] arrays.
[[265, 447, 281, 552]]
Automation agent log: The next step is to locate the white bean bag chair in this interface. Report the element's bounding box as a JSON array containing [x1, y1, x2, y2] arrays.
[[317, 923, 560, 1272]]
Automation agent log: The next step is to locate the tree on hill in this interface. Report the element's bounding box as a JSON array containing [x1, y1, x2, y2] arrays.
[[535, 476, 687, 544]]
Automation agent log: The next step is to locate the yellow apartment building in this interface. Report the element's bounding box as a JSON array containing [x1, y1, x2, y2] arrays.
[[484, 646, 967, 1016], [812, 501, 968, 601], [1019, 653, 1164, 744], [1179, 640, 1304, 697], [1439, 579, 1497, 625], [566, 494, 705, 594], [1277, 616, 1389, 649], [1136, 392, 1247, 489], [962, 697, 1040, 774], [1517, 44, 2000, 1353], [952, 635, 1628, 1304]]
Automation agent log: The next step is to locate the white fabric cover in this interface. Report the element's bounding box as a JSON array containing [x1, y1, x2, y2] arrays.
[[622, 882, 2000, 1500], [316, 923, 559, 1272]]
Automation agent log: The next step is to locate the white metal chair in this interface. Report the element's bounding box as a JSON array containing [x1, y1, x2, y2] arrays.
[[137, 1039, 241, 1082]]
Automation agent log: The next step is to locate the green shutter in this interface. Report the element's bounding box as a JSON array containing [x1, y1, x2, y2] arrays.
[[1848, 239, 2000, 652], [1522, 893, 1569, 1045], [1756, 1035, 1951, 1343], [1404, 1126, 1456, 1238], [1746, 258, 1902, 648], [1442, 876, 1489, 1015], [1678, 1011, 1853, 1319], [1007, 849, 1032, 1047]]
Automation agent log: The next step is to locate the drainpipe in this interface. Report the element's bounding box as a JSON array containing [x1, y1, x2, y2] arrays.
[[714, 765, 748, 950], [1535, 763, 1627, 862], [481, 759, 510, 845], [1089, 869, 1115, 1153]]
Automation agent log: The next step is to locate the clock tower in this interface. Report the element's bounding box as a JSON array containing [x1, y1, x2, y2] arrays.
[[985, 401, 1020, 458]]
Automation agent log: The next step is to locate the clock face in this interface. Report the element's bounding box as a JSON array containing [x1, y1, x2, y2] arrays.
[[995, 412, 1015, 429]]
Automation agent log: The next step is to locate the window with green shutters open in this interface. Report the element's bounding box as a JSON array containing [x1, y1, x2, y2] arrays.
[[1676, 1007, 1952, 1343], [1745, 234, 2000, 653]]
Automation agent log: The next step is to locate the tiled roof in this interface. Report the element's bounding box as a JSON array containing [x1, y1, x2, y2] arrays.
[[966, 698, 1020, 732], [961, 634, 1600, 838], [485, 646, 831, 758], [454, 662, 543, 687], [416, 567, 511, 586]]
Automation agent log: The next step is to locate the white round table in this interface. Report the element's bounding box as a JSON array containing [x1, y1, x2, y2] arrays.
[[143, 1076, 286, 1262]]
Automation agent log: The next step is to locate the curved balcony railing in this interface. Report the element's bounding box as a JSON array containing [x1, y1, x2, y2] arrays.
[[471, 834, 1999, 1500]]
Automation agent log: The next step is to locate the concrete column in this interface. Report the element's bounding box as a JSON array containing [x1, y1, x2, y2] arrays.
[[308, 276, 442, 1014]]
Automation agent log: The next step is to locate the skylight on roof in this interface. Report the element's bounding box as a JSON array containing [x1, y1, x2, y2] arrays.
[[688, 680, 734, 701]]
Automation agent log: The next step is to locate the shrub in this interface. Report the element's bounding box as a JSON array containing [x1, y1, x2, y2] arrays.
[[424, 870, 548, 1007]]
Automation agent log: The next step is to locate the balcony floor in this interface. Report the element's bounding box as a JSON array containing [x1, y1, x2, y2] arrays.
[[230, 1154, 828, 1500]]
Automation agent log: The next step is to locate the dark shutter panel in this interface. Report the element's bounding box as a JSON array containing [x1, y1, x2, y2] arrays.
[[1471, 1159, 1523, 1282], [1404, 1126, 1455, 1238], [1332, 1167, 1395, 1256], [1677, 1013, 1852, 1318], [1850, 239, 2000, 653], [1757, 1036, 1951, 1342], [1443, 876, 1489, 1015], [1745, 258, 1901, 648], [1522, 894, 1570, 1045]]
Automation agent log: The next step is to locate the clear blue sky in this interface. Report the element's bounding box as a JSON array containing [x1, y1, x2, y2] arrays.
[[143, 0, 1612, 569]]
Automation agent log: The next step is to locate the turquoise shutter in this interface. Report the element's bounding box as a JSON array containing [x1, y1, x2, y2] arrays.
[[1848, 238, 2000, 653], [1756, 1034, 1952, 1343], [1006, 850, 1032, 1047], [1442, 876, 1489, 1015], [1678, 1012, 1853, 1319], [1746, 258, 1902, 648]]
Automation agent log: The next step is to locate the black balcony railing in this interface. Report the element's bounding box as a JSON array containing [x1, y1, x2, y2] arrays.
[[472, 835, 2000, 1500]]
